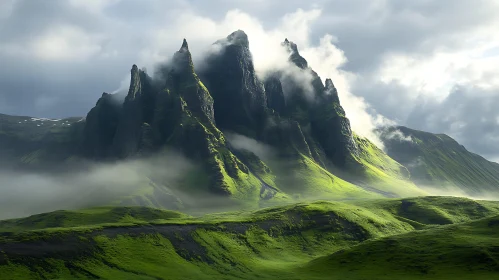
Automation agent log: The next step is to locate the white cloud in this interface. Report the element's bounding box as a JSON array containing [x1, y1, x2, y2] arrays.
[[68, 0, 121, 14], [383, 129, 413, 142], [225, 132, 275, 160], [377, 24, 499, 100], [32, 25, 104, 61]]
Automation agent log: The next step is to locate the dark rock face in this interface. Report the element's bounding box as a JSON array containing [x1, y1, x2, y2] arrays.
[[81, 92, 122, 159], [80, 39, 254, 195], [262, 117, 312, 158], [263, 74, 286, 115], [273, 39, 360, 168], [169, 40, 215, 124], [324, 78, 340, 104], [112, 65, 157, 157], [310, 98, 359, 167], [199, 30, 268, 138], [309, 75, 359, 167]]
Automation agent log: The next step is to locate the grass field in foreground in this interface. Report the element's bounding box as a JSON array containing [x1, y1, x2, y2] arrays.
[[0, 196, 498, 280]]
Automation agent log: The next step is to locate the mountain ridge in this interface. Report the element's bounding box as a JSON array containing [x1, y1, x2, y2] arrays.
[[379, 125, 499, 196]]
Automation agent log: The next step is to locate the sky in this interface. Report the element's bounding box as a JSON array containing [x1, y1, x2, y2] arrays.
[[1, 0, 499, 161]]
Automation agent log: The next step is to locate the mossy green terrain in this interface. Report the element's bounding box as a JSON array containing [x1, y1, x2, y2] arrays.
[[0, 114, 84, 166], [1, 196, 498, 280], [0, 206, 189, 232], [304, 215, 499, 279], [380, 126, 499, 196], [352, 134, 428, 197]]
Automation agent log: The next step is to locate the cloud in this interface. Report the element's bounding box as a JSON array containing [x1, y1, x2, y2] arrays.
[[0, 152, 193, 220], [225, 132, 275, 161], [406, 85, 499, 158], [419, 184, 499, 201], [31, 25, 104, 61], [382, 129, 413, 143]]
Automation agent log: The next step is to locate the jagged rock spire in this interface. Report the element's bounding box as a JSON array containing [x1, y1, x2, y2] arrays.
[[281, 39, 308, 69], [325, 78, 334, 90], [172, 38, 194, 74], [125, 64, 142, 102], [324, 78, 340, 103], [180, 38, 189, 52]]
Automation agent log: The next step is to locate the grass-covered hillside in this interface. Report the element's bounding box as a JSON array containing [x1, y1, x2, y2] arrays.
[[379, 126, 499, 196], [0, 114, 84, 167], [1, 196, 498, 280]]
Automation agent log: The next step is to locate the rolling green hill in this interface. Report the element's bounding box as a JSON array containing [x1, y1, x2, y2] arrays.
[[304, 214, 499, 279], [0, 196, 498, 279], [379, 126, 499, 196]]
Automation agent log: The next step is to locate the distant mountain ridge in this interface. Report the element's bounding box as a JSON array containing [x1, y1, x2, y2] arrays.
[[379, 126, 499, 196]]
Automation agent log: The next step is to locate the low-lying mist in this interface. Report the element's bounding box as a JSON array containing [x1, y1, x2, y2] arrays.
[[0, 150, 194, 220], [418, 185, 499, 201], [1, 135, 498, 221]]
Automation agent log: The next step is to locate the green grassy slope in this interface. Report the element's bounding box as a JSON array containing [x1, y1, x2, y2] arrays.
[[1, 197, 498, 280], [379, 126, 499, 195], [0, 114, 84, 167], [267, 154, 381, 201], [304, 215, 499, 280], [0, 206, 189, 232], [353, 134, 428, 197]]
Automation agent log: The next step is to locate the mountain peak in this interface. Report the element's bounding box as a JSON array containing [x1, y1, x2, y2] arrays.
[[281, 39, 308, 69], [325, 79, 334, 90], [125, 64, 142, 102], [180, 38, 189, 52], [324, 78, 340, 103], [227, 30, 249, 48], [131, 64, 139, 74], [172, 39, 194, 74]]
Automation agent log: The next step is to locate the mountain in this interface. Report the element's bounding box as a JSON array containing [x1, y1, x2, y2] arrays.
[[3, 30, 489, 209], [379, 126, 499, 196], [0, 30, 424, 208], [1, 196, 498, 279]]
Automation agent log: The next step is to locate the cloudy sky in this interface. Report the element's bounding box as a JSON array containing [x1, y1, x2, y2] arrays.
[[1, 0, 499, 161]]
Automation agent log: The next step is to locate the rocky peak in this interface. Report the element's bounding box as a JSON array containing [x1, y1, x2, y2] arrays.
[[125, 64, 142, 102], [324, 78, 340, 103], [172, 39, 195, 75], [227, 30, 249, 48], [281, 39, 308, 69], [180, 38, 189, 52], [198, 30, 267, 138], [263, 74, 286, 115], [325, 79, 334, 90]]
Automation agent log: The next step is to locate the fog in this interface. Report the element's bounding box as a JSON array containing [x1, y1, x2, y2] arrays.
[[225, 132, 276, 161], [418, 185, 499, 201], [0, 151, 193, 220]]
